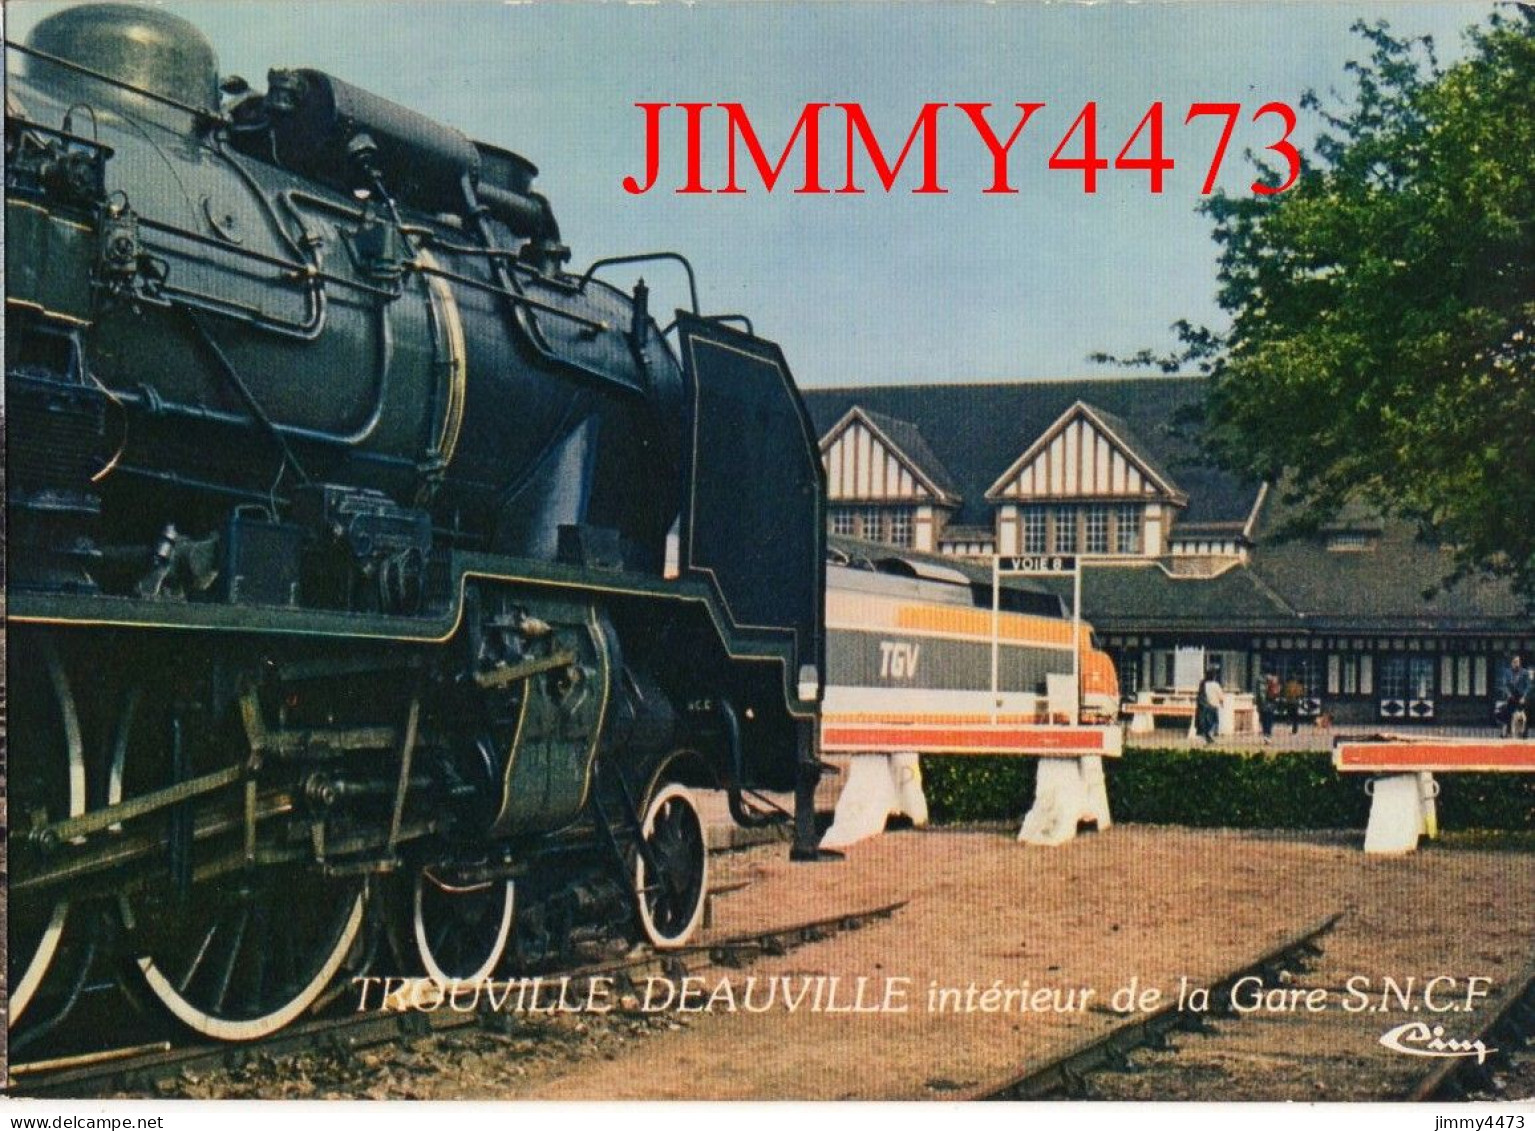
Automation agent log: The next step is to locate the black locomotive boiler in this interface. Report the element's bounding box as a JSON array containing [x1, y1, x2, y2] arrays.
[[5, 4, 825, 1045]]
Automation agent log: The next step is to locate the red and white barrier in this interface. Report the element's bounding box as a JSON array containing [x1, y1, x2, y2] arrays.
[[1334, 736, 1535, 854], [821, 688, 1122, 848]]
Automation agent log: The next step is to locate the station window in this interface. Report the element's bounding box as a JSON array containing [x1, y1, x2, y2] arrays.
[[1115, 505, 1142, 554], [1084, 505, 1109, 554], [1379, 655, 1435, 700], [831, 509, 856, 537], [1439, 654, 1487, 698], [1022, 506, 1048, 553], [1053, 506, 1078, 554], [1328, 654, 1367, 695], [1260, 654, 1321, 698], [887, 509, 913, 547]]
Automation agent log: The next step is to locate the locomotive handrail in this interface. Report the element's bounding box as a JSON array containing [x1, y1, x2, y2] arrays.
[[134, 216, 329, 341], [4, 113, 115, 160], [409, 259, 610, 333], [6, 39, 230, 128], [415, 234, 584, 294], [578, 252, 700, 317], [680, 312, 755, 338]]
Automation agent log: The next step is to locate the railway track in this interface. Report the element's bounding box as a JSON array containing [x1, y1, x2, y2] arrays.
[[1414, 959, 1535, 1102], [7, 899, 907, 1098], [965, 911, 1535, 1102], [965, 913, 1343, 1100]]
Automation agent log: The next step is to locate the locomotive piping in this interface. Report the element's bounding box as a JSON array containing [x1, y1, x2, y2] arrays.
[[408, 258, 609, 334], [134, 214, 329, 340], [186, 310, 314, 487], [455, 172, 648, 393], [103, 297, 395, 454]]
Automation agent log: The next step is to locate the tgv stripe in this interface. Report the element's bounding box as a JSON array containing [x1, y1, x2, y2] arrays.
[[821, 723, 1122, 755]]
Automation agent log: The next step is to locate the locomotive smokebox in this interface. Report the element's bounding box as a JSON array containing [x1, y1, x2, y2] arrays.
[[26, 3, 220, 115]]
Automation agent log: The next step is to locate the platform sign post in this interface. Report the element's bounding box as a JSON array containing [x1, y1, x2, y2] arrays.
[[991, 554, 1080, 724]]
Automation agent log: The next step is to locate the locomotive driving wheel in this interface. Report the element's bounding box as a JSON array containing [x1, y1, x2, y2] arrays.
[[8, 635, 88, 1028], [133, 868, 366, 1041], [633, 780, 709, 949], [412, 867, 515, 983]]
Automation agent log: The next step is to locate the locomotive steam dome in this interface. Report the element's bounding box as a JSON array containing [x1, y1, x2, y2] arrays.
[[27, 3, 219, 114]]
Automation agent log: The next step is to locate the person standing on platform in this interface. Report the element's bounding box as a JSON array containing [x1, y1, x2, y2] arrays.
[[1282, 674, 1305, 734], [1495, 654, 1531, 738], [1195, 667, 1223, 744], [1256, 672, 1280, 744]]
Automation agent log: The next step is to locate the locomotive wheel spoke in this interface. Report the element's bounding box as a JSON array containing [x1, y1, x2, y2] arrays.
[[134, 870, 365, 1042], [634, 782, 708, 949], [8, 637, 88, 1028], [412, 869, 515, 984]]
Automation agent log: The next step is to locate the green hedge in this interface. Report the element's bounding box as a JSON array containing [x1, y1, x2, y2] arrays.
[[920, 749, 1535, 831]]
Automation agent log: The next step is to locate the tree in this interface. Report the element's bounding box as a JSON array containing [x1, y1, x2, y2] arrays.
[[1183, 12, 1535, 604]]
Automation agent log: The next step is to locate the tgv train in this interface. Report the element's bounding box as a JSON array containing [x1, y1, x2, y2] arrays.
[[823, 545, 1120, 745]]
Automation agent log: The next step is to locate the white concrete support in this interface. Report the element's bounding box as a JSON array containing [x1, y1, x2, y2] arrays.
[[1046, 673, 1077, 725], [1127, 692, 1155, 735], [821, 753, 927, 850], [1219, 692, 1257, 735], [1019, 757, 1106, 846], [891, 752, 928, 828], [1080, 755, 1111, 830], [1363, 773, 1436, 854], [1418, 771, 1440, 841]]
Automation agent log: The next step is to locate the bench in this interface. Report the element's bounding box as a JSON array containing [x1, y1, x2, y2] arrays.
[[1333, 737, 1535, 854], [819, 682, 1123, 849], [1124, 690, 1257, 737]]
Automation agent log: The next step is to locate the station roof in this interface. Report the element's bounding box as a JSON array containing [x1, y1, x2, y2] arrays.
[[806, 378, 1531, 638], [802, 377, 1260, 528]]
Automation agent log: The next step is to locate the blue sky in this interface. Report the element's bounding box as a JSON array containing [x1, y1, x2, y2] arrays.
[[7, 1, 1495, 387]]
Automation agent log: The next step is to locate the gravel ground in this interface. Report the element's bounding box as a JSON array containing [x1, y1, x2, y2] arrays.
[[145, 824, 1535, 1102]]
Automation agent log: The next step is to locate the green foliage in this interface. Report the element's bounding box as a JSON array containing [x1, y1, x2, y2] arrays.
[[923, 756, 1039, 823], [1181, 13, 1535, 603], [921, 750, 1535, 831], [1106, 750, 1367, 828]]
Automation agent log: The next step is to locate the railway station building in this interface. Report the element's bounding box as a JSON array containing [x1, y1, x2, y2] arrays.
[[803, 378, 1533, 726]]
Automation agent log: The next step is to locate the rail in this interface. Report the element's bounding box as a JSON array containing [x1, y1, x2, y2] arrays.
[[7, 899, 908, 1097], [960, 912, 1343, 1100]]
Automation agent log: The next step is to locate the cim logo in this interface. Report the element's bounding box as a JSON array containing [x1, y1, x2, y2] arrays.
[[1378, 1021, 1495, 1065], [879, 641, 922, 680]]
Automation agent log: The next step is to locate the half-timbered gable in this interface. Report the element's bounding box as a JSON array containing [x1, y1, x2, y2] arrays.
[[985, 401, 1188, 558], [985, 401, 1178, 503], [820, 407, 960, 551]]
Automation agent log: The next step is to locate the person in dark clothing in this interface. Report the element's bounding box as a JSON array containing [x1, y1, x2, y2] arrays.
[[1256, 672, 1280, 744], [1282, 675, 1305, 734], [1495, 654, 1531, 738]]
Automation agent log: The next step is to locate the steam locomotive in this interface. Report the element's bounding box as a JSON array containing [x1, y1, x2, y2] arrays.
[[6, 4, 825, 1044]]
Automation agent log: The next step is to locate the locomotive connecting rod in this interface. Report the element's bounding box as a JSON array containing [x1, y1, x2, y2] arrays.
[[27, 761, 250, 849], [472, 649, 577, 691]]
